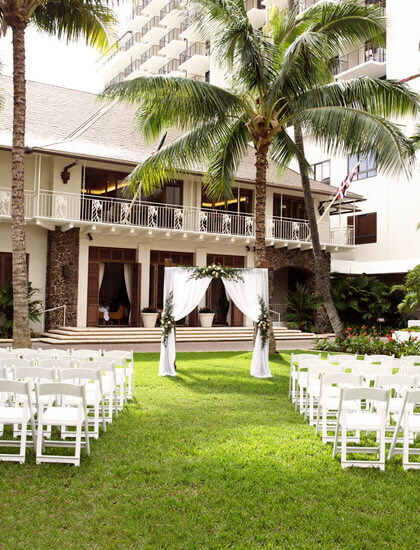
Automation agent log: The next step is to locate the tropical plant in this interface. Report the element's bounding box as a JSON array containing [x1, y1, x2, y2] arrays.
[[101, 0, 418, 342], [285, 283, 323, 332], [331, 272, 404, 328], [392, 264, 420, 315], [198, 307, 214, 313], [0, 0, 116, 348], [141, 306, 159, 313], [0, 282, 43, 338]]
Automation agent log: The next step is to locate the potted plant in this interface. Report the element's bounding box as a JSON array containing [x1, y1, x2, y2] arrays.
[[141, 306, 159, 328], [198, 307, 215, 328]]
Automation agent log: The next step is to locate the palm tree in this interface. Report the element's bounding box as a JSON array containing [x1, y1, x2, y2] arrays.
[[0, 0, 116, 348], [101, 0, 418, 340]]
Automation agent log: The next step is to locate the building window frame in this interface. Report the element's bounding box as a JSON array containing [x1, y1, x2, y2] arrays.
[[348, 153, 377, 181], [348, 212, 377, 244]]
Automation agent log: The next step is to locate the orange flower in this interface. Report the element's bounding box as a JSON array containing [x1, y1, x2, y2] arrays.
[[373, 332, 377, 336], [363, 332, 367, 336], [390, 329, 395, 333], [372, 326, 376, 329], [361, 325, 366, 330]]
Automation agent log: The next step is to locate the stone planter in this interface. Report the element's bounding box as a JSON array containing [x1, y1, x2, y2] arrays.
[[199, 313, 215, 328], [141, 312, 158, 328]]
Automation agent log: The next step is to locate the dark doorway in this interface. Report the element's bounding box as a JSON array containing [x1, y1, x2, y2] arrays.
[[209, 278, 230, 325], [99, 263, 130, 325]]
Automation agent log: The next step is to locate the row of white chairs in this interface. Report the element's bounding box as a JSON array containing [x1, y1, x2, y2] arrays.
[[0, 348, 136, 466], [289, 353, 420, 470]]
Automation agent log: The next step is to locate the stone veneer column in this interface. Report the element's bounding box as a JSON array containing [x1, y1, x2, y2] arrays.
[[45, 227, 80, 329], [266, 247, 331, 333]]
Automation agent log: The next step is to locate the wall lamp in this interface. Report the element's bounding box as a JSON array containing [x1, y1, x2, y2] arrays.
[[61, 160, 79, 184]]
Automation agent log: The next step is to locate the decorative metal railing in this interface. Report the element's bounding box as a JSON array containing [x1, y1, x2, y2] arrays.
[[141, 16, 160, 38], [141, 45, 162, 64], [159, 59, 183, 74], [332, 45, 386, 75], [160, 0, 178, 20], [159, 28, 181, 49], [179, 42, 208, 64], [0, 189, 354, 246]]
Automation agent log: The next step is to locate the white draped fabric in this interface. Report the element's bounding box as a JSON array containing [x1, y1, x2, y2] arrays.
[[223, 269, 271, 378], [123, 263, 133, 322], [159, 268, 211, 376], [98, 262, 105, 292], [159, 267, 271, 379]]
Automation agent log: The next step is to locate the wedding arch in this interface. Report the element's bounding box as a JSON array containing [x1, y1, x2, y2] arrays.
[[159, 265, 272, 378]]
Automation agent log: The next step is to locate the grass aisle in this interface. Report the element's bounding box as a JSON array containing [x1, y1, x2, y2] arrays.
[[0, 351, 419, 549]]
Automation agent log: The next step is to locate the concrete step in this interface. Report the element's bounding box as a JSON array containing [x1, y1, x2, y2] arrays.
[[39, 326, 316, 345]]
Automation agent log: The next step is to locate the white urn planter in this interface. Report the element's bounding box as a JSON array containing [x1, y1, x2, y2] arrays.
[[141, 312, 158, 328], [199, 313, 215, 328]]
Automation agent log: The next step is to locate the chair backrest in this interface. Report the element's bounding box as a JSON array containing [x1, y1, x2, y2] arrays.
[[59, 367, 102, 383], [401, 365, 420, 377], [322, 372, 362, 388], [404, 389, 420, 404], [376, 374, 416, 396], [13, 366, 56, 383], [352, 364, 393, 378], [341, 387, 390, 403], [0, 358, 34, 369], [365, 354, 394, 363], [0, 378, 31, 395], [38, 359, 75, 370], [19, 351, 46, 361], [36, 381, 86, 398], [71, 349, 102, 359], [403, 355, 420, 365], [327, 354, 357, 364], [79, 361, 116, 381], [308, 364, 342, 378], [39, 348, 71, 359], [291, 353, 323, 365], [0, 352, 14, 360], [102, 351, 132, 364]]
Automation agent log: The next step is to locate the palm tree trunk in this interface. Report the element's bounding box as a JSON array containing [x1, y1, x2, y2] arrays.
[[11, 22, 31, 349], [293, 124, 344, 339], [255, 146, 276, 353]]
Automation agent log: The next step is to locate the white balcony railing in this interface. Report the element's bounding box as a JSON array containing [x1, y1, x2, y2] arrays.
[[0, 188, 355, 246]]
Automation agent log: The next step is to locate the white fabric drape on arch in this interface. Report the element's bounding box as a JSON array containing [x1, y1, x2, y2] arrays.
[[98, 262, 105, 292], [123, 264, 133, 323], [159, 267, 271, 378]]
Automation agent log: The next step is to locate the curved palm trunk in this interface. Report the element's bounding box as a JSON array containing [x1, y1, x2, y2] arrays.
[[255, 146, 276, 353], [11, 22, 31, 349], [294, 124, 344, 339]]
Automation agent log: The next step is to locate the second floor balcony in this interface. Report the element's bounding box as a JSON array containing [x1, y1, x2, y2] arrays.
[[0, 188, 355, 250], [332, 44, 386, 80], [179, 42, 210, 75]]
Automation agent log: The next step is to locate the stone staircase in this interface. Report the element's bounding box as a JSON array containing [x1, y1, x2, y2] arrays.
[[40, 326, 316, 345]]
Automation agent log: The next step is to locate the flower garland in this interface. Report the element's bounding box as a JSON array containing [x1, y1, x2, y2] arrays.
[[161, 291, 175, 346], [257, 296, 272, 347], [188, 264, 245, 282]]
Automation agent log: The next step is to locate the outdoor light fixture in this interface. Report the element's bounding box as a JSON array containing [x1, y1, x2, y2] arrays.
[[61, 160, 79, 184]]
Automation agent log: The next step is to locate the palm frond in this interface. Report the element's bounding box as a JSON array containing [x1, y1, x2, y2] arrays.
[[31, 0, 117, 52], [101, 75, 244, 142], [269, 129, 310, 175], [203, 117, 250, 200], [296, 105, 416, 178]]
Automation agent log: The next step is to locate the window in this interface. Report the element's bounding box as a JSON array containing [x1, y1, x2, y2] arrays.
[[273, 195, 307, 220], [348, 212, 377, 244], [348, 153, 377, 180], [311, 160, 330, 184], [83, 167, 130, 198]]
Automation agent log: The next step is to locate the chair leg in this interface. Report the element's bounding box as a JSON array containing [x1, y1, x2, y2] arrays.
[[74, 421, 82, 466], [36, 421, 44, 464], [19, 413, 28, 464], [403, 424, 410, 470], [341, 425, 347, 467], [379, 427, 386, 471]]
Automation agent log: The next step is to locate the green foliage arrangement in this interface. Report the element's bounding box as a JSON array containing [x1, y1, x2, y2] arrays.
[[257, 297, 272, 347], [188, 264, 245, 282], [285, 283, 323, 332], [0, 282, 43, 338], [331, 272, 404, 328], [160, 291, 175, 346], [198, 307, 214, 314], [392, 264, 420, 314], [315, 325, 420, 358], [142, 306, 159, 313]]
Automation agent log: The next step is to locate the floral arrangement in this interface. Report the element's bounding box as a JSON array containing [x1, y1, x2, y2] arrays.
[[160, 291, 175, 346], [198, 307, 214, 314], [257, 296, 272, 347], [188, 264, 245, 282], [315, 324, 420, 358]]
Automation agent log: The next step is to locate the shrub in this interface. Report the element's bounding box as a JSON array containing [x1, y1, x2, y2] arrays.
[[0, 282, 43, 338], [392, 264, 420, 315], [198, 307, 214, 314], [315, 325, 420, 358], [141, 307, 158, 313], [285, 283, 323, 332]]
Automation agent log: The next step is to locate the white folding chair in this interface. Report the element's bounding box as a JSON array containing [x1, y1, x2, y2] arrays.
[[401, 365, 420, 378], [35, 382, 90, 466], [333, 387, 390, 470], [39, 348, 72, 359], [92, 357, 127, 409], [364, 354, 394, 364], [80, 361, 118, 422], [388, 390, 420, 470], [294, 356, 326, 412], [0, 379, 36, 463], [352, 363, 393, 386], [402, 355, 420, 365], [38, 359, 75, 371], [59, 367, 106, 439], [327, 354, 357, 364], [0, 358, 34, 380], [376, 374, 417, 437], [102, 350, 135, 399], [304, 364, 343, 425], [71, 349, 102, 361], [316, 373, 363, 443], [289, 353, 323, 401]]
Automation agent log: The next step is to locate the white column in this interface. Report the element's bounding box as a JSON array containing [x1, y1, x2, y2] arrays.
[[195, 247, 207, 309], [244, 249, 255, 326], [137, 243, 150, 309], [77, 235, 89, 327]]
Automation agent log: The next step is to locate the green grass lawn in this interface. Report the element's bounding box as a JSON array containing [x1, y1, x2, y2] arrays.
[[1, 351, 419, 549]]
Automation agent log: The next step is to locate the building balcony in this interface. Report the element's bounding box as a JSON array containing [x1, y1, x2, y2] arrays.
[[245, 0, 266, 28], [123, 59, 143, 79], [179, 42, 210, 75], [159, 0, 183, 27], [126, 3, 149, 30], [140, 45, 165, 71], [140, 16, 165, 44], [179, 13, 201, 41], [332, 45, 386, 80], [159, 28, 186, 57], [142, 0, 167, 18], [159, 59, 186, 77], [108, 72, 125, 86], [0, 188, 355, 250]]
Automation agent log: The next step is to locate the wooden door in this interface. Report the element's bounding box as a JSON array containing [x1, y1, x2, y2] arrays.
[[131, 263, 142, 327], [87, 261, 99, 326]]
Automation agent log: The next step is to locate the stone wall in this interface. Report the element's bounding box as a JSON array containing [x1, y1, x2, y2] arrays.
[[266, 247, 331, 332], [45, 227, 80, 329]]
